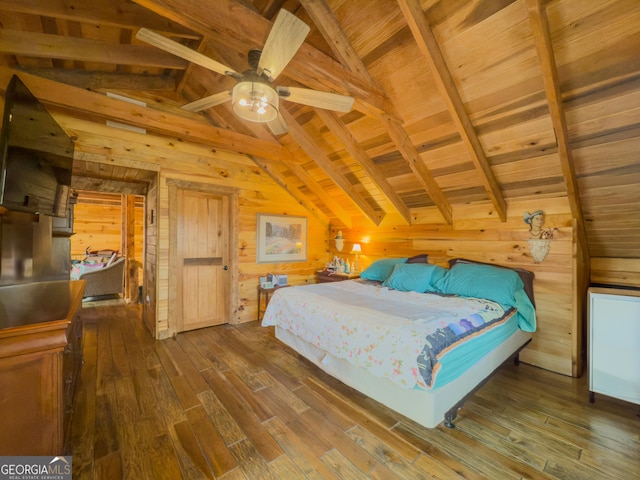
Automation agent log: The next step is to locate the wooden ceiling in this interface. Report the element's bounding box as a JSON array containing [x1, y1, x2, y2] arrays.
[[0, 0, 638, 258]]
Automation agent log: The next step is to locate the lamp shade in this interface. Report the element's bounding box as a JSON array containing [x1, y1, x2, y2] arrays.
[[232, 76, 279, 123], [351, 243, 361, 253]]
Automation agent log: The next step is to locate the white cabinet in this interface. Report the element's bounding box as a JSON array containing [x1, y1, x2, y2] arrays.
[[588, 287, 640, 405]]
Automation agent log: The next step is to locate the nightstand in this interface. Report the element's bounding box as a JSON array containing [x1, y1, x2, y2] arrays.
[[316, 270, 360, 283], [257, 285, 289, 321]]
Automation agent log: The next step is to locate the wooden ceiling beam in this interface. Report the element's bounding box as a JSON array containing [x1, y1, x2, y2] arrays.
[[0, 68, 287, 162], [314, 108, 411, 225], [299, 0, 452, 224], [201, 102, 351, 226], [397, 0, 507, 222], [17, 68, 176, 91], [0, 29, 188, 69], [379, 114, 452, 224], [283, 160, 353, 229], [526, 0, 588, 252], [0, 0, 196, 37], [280, 108, 384, 226], [72, 175, 148, 196]]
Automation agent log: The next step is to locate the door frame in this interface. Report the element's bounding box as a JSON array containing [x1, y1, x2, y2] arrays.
[[167, 179, 239, 337]]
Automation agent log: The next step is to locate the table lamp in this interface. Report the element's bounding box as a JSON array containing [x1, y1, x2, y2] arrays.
[[351, 243, 362, 272]]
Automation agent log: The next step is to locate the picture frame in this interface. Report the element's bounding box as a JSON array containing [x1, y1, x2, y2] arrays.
[[256, 213, 307, 263]]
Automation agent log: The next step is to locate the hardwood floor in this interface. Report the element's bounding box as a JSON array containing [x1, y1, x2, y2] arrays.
[[71, 304, 640, 479]]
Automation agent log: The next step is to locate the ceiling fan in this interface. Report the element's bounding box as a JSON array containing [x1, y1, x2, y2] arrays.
[[135, 9, 354, 135]]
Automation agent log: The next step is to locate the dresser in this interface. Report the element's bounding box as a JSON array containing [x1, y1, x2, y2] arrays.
[[588, 287, 640, 406], [0, 280, 85, 455]]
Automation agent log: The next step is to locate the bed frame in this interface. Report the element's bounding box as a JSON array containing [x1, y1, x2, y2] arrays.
[[275, 325, 532, 429]]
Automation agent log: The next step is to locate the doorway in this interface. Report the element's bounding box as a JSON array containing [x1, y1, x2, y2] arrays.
[[70, 191, 145, 302], [168, 181, 238, 334]]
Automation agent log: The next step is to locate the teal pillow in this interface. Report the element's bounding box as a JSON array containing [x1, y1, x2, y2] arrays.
[[360, 258, 407, 282], [382, 263, 447, 293], [435, 263, 523, 307]]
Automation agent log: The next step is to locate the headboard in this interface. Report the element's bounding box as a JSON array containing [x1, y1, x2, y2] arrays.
[[448, 258, 536, 307]]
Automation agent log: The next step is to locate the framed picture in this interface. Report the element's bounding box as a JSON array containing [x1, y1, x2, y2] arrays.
[[257, 213, 307, 263]]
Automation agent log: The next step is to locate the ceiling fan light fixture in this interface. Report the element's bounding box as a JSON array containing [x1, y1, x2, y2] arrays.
[[232, 77, 279, 123]]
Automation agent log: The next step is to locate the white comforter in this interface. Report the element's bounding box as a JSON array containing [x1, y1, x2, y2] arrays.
[[262, 280, 507, 389]]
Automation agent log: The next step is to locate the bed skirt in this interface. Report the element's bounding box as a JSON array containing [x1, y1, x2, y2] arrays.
[[275, 325, 532, 428]]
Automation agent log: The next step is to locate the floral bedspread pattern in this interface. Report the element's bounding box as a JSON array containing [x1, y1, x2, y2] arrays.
[[262, 280, 510, 390]]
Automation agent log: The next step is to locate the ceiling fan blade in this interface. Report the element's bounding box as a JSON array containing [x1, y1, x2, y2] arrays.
[[267, 113, 288, 135], [136, 28, 237, 77], [258, 10, 310, 81], [278, 86, 354, 112], [181, 91, 232, 112]]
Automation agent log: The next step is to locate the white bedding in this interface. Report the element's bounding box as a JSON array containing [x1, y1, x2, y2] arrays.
[[262, 280, 515, 390]]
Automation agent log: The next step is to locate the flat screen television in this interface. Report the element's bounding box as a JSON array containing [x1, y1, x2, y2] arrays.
[[0, 75, 74, 217]]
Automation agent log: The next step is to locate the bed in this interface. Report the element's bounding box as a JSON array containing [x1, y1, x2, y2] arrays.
[[262, 257, 536, 428]]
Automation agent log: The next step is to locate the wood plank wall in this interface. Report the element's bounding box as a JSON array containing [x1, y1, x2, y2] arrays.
[[143, 175, 158, 336], [70, 191, 145, 287], [330, 197, 584, 378], [71, 191, 145, 261], [58, 115, 328, 339], [591, 258, 640, 287]]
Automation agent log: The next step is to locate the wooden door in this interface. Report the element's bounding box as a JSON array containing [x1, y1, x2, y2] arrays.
[[177, 189, 229, 332]]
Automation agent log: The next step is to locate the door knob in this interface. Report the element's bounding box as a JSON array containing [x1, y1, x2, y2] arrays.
[[223, 265, 228, 270]]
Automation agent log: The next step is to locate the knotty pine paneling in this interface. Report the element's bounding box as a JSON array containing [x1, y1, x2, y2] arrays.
[[591, 257, 640, 287], [60, 117, 327, 338], [331, 197, 585, 378], [143, 175, 158, 337]]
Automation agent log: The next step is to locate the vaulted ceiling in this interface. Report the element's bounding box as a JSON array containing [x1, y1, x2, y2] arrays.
[[0, 0, 638, 258]]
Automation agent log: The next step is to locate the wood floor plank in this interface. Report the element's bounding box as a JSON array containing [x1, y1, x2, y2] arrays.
[[263, 416, 340, 480], [268, 454, 311, 479], [184, 405, 238, 477], [304, 376, 422, 463], [255, 385, 334, 458], [147, 432, 184, 479], [215, 326, 302, 391], [197, 389, 246, 446], [175, 333, 211, 372], [227, 437, 279, 480], [184, 329, 230, 372], [202, 328, 269, 391], [93, 451, 122, 480], [411, 453, 467, 480], [92, 392, 120, 460], [200, 368, 284, 462], [294, 384, 357, 431], [391, 423, 488, 480], [254, 370, 309, 414], [346, 424, 439, 480], [305, 370, 401, 428], [301, 406, 380, 475], [72, 306, 640, 480], [170, 420, 216, 480], [321, 448, 373, 479], [162, 337, 211, 394], [69, 321, 98, 477], [222, 369, 275, 422]]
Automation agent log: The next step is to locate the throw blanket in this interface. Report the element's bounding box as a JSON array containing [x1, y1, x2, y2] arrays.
[[262, 280, 515, 390]]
